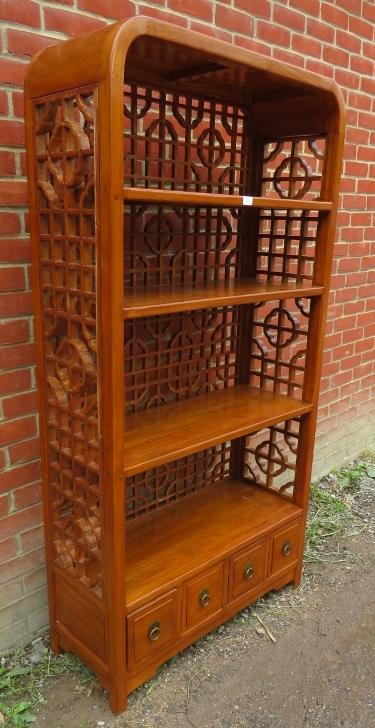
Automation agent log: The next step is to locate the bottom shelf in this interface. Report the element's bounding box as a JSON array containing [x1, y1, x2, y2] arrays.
[[125, 480, 302, 609]]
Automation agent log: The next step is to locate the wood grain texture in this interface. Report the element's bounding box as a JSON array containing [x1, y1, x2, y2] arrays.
[[123, 279, 324, 318], [124, 386, 313, 476], [125, 481, 302, 608], [123, 187, 333, 210]]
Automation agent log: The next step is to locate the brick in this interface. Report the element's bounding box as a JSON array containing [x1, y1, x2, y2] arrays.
[[9, 436, 40, 465], [20, 523, 44, 551], [235, 0, 270, 18], [1, 0, 40, 28], [0, 120, 25, 146], [0, 416, 37, 447], [13, 480, 42, 510], [292, 34, 321, 59], [78, 0, 134, 19], [0, 292, 33, 316], [167, 0, 213, 22], [323, 45, 349, 69], [44, 7, 106, 36], [0, 238, 31, 263], [335, 69, 359, 90], [27, 605, 48, 634], [216, 6, 253, 35], [0, 213, 21, 236], [0, 494, 9, 517], [12, 91, 25, 120], [235, 36, 271, 56], [351, 55, 374, 77], [272, 48, 305, 68], [137, 6, 188, 26], [333, 315, 357, 333], [0, 588, 47, 628], [0, 547, 45, 585], [289, 0, 319, 15], [0, 90, 8, 115], [306, 18, 334, 43], [2, 390, 38, 418], [0, 503, 43, 541], [363, 41, 375, 61], [0, 537, 17, 563], [0, 151, 16, 176], [0, 368, 31, 396], [321, 3, 348, 30], [305, 59, 333, 78], [0, 620, 28, 651], [0, 58, 27, 88], [273, 5, 305, 32], [24, 565, 46, 593], [0, 579, 23, 609], [192, 23, 232, 44], [348, 15, 373, 41], [363, 0, 375, 22], [0, 460, 40, 495], [7, 29, 58, 58], [0, 266, 25, 291], [257, 21, 290, 47], [0, 342, 36, 370], [336, 29, 361, 54], [0, 319, 29, 345]]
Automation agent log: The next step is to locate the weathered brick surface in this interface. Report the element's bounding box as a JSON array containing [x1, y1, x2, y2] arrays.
[[0, 0, 374, 652]]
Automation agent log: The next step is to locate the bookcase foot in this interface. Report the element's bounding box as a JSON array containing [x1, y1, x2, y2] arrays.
[[108, 686, 127, 715]]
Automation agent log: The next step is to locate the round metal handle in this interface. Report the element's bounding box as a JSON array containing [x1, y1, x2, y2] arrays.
[[148, 621, 161, 641], [243, 564, 254, 580], [282, 540, 292, 556], [199, 589, 210, 607]]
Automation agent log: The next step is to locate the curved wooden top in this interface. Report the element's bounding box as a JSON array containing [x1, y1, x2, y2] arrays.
[[24, 15, 344, 128]]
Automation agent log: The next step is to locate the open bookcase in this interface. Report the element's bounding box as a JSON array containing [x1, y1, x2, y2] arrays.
[[25, 18, 345, 713]]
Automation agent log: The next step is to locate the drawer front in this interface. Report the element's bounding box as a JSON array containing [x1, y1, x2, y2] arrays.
[[270, 520, 302, 575], [229, 538, 267, 602], [127, 590, 178, 668], [183, 563, 224, 631]]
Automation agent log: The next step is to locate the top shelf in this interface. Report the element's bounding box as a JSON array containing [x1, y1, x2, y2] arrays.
[[123, 187, 333, 211]]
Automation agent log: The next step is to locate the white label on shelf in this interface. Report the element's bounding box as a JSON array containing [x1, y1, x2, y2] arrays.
[[242, 196, 253, 206]]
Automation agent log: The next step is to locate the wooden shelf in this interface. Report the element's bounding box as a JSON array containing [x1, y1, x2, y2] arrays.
[[123, 279, 324, 318], [125, 480, 302, 608], [124, 385, 313, 476], [123, 187, 333, 211]]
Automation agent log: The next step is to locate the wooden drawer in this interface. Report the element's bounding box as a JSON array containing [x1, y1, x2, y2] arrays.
[[183, 562, 224, 632], [270, 520, 302, 575], [228, 538, 267, 602], [127, 590, 179, 668]]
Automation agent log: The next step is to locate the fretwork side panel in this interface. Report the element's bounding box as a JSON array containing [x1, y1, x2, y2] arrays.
[[261, 137, 326, 200], [249, 297, 311, 398], [124, 306, 240, 413], [126, 442, 232, 520], [123, 84, 251, 193], [256, 208, 319, 284], [243, 418, 301, 500], [124, 204, 244, 292], [33, 87, 102, 596]]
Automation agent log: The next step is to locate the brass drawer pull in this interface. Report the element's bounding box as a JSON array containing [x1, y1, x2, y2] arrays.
[[282, 540, 292, 556], [199, 589, 210, 607], [148, 621, 161, 641], [243, 564, 254, 580]]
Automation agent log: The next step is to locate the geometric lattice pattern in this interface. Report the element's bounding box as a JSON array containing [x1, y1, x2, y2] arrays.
[[126, 441, 232, 520], [123, 85, 250, 194], [262, 137, 326, 200], [243, 418, 301, 499], [33, 87, 102, 595], [256, 208, 319, 283], [125, 307, 240, 413], [249, 298, 310, 398], [124, 205, 243, 291]]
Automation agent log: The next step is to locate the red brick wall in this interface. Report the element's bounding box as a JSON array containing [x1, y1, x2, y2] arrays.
[[0, 0, 374, 651]]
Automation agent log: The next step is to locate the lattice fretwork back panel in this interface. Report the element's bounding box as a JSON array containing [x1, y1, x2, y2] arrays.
[[249, 297, 310, 398], [262, 137, 326, 200], [124, 204, 244, 291], [123, 84, 250, 193], [243, 418, 301, 499], [33, 87, 102, 595], [126, 441, 232, 520], [125, 307, 240, 413], [256, 208, 319, 283]]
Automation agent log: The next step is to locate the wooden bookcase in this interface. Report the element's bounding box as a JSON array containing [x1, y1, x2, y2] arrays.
[[24, 18, 345, 713]]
